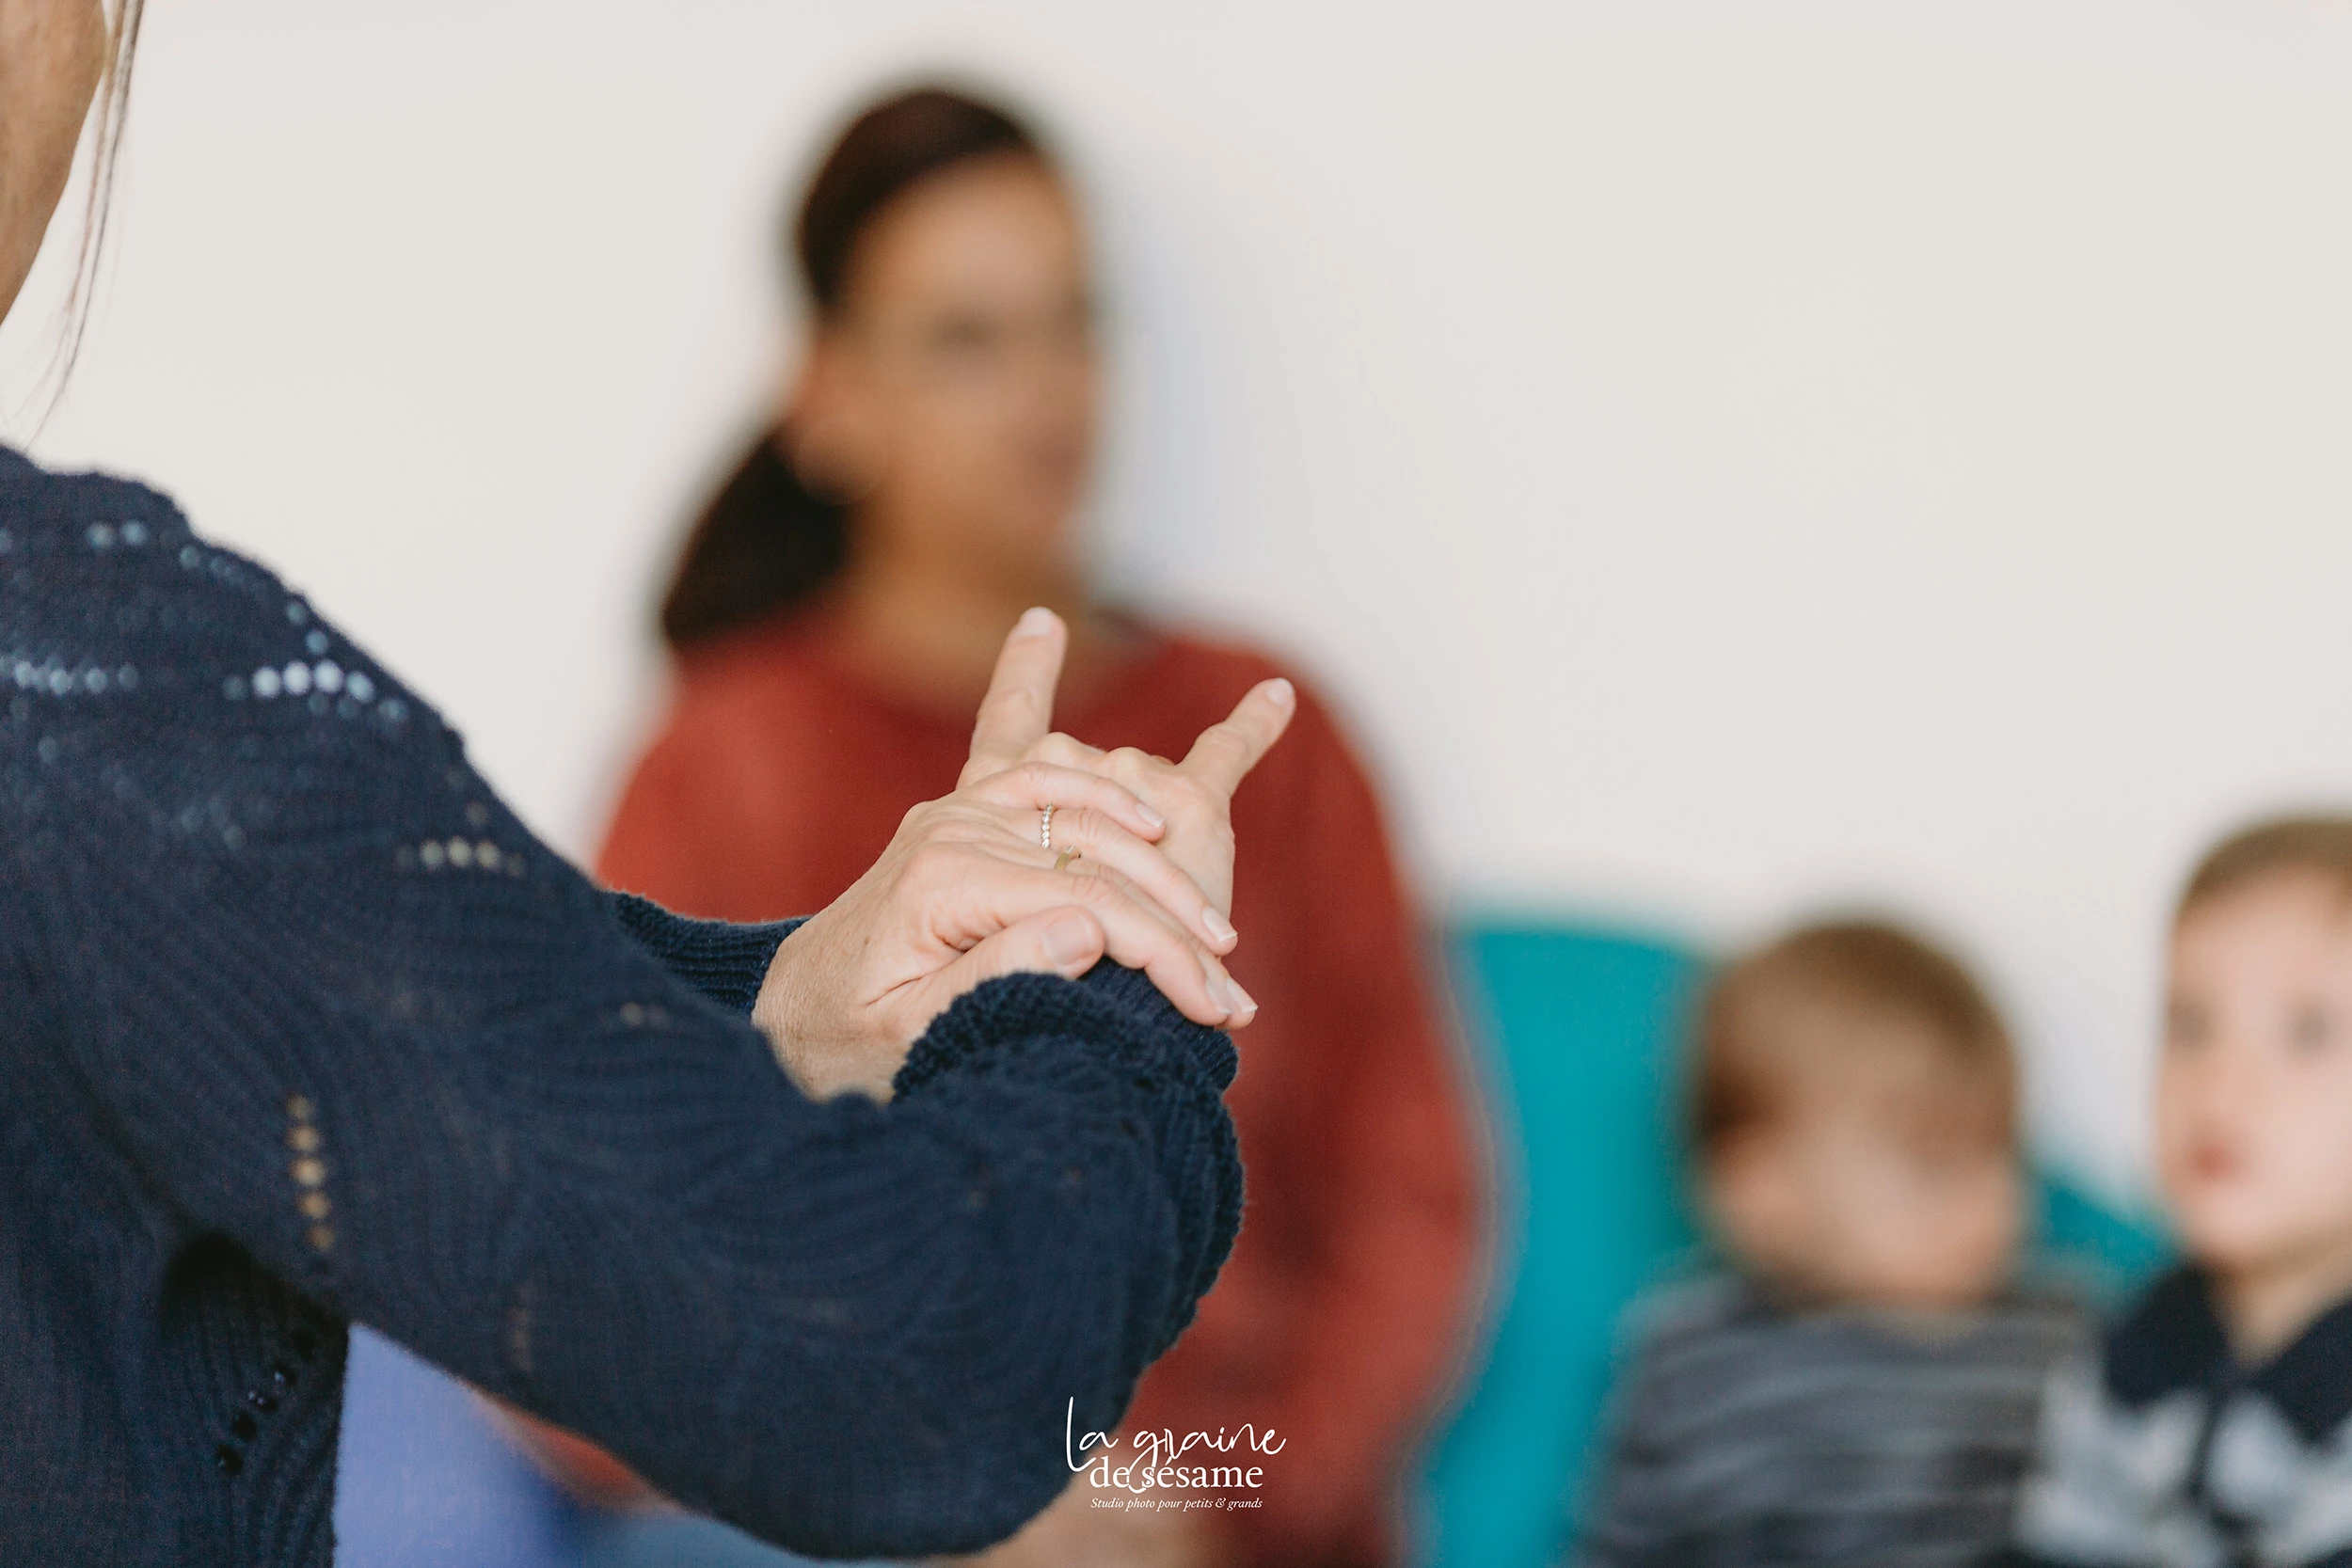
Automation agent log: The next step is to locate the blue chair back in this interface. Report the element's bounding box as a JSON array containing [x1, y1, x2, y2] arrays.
[[1420, 921, 1704, 1568]]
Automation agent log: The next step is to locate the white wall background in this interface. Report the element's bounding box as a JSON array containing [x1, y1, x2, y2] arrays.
[[10, 0, 2352, 1198]]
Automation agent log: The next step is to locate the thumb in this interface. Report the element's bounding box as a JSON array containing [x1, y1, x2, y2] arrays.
[[909, 907, 1107, 1018]]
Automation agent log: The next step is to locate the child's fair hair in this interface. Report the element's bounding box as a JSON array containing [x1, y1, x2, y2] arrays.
[[1692, 918, 2018, 1161], [2177, 816, 2352, 926]]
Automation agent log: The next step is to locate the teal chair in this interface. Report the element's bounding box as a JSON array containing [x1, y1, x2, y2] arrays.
[[1417, 918, 2171, 1568]]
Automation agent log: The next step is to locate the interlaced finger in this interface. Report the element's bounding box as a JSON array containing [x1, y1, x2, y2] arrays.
[[919, 847, 1251, 1024], [961, 608, 1066, 787], [961, 760, 1167, 842], [1178, 678, 1295, 800], [1058, 858, 1255, 1025], [1018, 804, 1235, 954]]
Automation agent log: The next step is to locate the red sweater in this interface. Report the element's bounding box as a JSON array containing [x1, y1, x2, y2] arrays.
[[596, 613, 1484, 1567]]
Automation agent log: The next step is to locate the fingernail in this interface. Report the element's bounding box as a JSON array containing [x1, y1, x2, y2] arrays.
[[1264, 678, 1295, 707], [1223, 977, 1258, 1017], [1014, 607, 1057, 638], [1044, 915, 1095, 969], [1136, 801, 1167, 832], [1202, 908, 1236, 947]]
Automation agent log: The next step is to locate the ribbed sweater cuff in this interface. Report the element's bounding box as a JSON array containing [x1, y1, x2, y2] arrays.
[[601, 890, 801, 1016], [893, 962, 1239, 1101]]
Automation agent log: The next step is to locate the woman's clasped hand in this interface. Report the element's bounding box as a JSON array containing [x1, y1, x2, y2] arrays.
[[750, 605, 1295, 1101]]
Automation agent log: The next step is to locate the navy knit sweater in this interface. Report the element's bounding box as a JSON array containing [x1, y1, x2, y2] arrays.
[[0, 444, 1244, 1565]]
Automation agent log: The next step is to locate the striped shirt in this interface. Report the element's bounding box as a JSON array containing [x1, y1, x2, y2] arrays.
[[1579, 1274, 2085, 1567]]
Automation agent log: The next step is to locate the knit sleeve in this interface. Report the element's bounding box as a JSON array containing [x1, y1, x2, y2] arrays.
[[597, 889, 799, 1017], [1, 500, 1242, 1559]]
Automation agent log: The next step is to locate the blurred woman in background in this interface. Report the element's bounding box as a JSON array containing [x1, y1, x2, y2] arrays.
[[524, 86, 1486, 1568]]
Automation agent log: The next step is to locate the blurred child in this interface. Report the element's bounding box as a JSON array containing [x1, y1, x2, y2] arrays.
[[2010, 817, 2352, 1567], [1580, 919, 2082, 1567]]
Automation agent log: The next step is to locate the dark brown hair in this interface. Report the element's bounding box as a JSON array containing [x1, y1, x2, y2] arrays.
[[1692, 918, 2018, 1159], [656, 85, 1050, 651], [2177, 815, 2352, 924]]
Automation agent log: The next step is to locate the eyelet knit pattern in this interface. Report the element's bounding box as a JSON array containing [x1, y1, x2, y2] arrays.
[[0, 445, 1244, 1567]]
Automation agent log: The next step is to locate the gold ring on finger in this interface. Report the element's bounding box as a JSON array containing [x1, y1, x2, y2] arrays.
[[1054, 847, 1083, 872]]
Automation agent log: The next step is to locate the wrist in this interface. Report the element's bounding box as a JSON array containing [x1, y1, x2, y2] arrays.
[[751, 916, 902, 1102], [749, 934, 803, 1068]]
